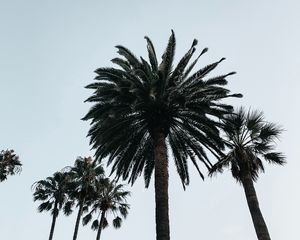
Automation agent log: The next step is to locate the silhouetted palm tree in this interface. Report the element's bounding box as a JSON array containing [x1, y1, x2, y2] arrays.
[[0, 149, 21, 182], [67, 156, 105, 240], [83, 30, 241, 240], [83, 178, 130, 240], [32, 171, 73, 240], [210, 108, 285, 240]]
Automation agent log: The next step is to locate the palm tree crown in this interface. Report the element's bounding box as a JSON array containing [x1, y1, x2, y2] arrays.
[[83, 30, 242, 187], [32, 171, 72, 215], [0, 149, 21, 182], [67, 156, 105, 199], [210, 107, 285, 181], [83, 178, 130, 239]]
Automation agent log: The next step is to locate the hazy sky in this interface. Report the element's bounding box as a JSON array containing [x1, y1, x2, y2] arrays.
[[1, 1, 299, 239]]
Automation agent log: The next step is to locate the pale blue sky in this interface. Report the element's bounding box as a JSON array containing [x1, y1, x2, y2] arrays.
[[1, 0, 299, 239]]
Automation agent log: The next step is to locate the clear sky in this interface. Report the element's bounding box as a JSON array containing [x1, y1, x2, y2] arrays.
[[1, 0, 299, 239]]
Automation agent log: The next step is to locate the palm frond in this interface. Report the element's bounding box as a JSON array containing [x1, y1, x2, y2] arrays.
[[115, 45, 141, 69], [263, 152, 286, 165], [158, 30, 176, 80], [144, 36, 158, 71]]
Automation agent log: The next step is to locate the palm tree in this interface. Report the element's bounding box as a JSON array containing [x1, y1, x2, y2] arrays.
[[210, 108, 285, 240], [83, 30, 241, 240], [67, 156, 105, 240], [0, 149, 21, 182], [32, 171, 73, 240], [82, 178, 130, 240]]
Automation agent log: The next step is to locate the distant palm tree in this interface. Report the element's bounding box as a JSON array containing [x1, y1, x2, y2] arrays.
[[67, 157, 105, 240], [210, 108, 285, 240], [0, 149, 21, 182], [83, 30, 242, 240], [83, 178, 130, 240], [32, 171, 73, 240]]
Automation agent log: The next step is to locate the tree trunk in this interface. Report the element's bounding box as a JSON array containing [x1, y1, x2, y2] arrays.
[[72, 198, 85, 240], [96, 211, 106, 240], [48, 201, 58, 240], [153, 132, 170, 240], [242, 174, 271, 240]]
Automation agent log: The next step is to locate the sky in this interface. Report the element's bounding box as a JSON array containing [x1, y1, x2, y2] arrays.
[[1, 0, 299, 239]]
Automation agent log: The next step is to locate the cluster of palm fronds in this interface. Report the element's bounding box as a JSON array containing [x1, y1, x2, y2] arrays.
[[0, 149, 21, 182], [32, 156, 130, 240]]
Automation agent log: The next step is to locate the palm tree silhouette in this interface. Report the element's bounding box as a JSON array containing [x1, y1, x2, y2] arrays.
[[66, 157, 105, 240], [32, 171, 73, 240], [210, 108, 285, 240], [83, 31, 241, 240]]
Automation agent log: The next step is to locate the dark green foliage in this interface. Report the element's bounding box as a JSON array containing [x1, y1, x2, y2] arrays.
[[210, 107, 285, 182], [83, 179, 130, 232], [66, 156, 105, 202], [0, 149, 21, 182], [32, 171, 73, 216], [83, 31, 242, 188], [64, 156, 105, 240]]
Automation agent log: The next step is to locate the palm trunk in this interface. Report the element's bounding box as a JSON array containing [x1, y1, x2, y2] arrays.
[[48, 201, 58, 240], [96, 211, 106, 240], [242, 174, 271, 240], [72, 198, 85, 240], [153, 132, 170, 240]]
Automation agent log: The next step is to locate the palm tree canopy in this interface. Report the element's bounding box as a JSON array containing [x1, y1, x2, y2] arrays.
[[83, 178, 130, 231], [32, 171, 72, 215], [210, 107, 285, 182], [66, 157, 105, 201], [0, 149, 21, 182], [83, 30, 242, 187]]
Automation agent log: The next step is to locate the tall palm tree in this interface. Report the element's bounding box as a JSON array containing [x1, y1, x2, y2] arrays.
[[210, 108, 285, 240], [32, 171, 73, 240], [83, 30, 241, 240], [67, 156, 105, 240], [83, 178, 130, 240], [0, 149, 21, 182]]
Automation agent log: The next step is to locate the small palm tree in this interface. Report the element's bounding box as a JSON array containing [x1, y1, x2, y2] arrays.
[[67, 156, 105, 240], [83, 178, 130, 240], [210, 108, 285, 240], [83, 30, 241, 240], [0, 149, 21, 182], [32, 171, 73, 240]]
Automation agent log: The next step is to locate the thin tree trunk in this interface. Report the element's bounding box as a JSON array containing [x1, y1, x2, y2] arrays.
[[72, 198, 85, 240], [96, 211, 106, 240], [153, 132, 170, 240], [242, 174, 271, 240], [48, 201, 58, 240]]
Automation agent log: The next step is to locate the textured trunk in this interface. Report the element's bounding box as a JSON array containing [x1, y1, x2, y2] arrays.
[[72, 198, 85, 240], [96, 211, 105, 240], [48, 201, 58, 240], [153, 132, 170, 240], [242, 174, 271, 240]]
